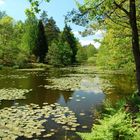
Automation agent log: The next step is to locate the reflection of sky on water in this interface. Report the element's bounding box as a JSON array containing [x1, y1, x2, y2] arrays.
[[58, 90, 105, 113]]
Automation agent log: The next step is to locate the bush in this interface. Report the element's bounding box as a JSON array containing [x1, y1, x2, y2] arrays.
[[78, 110, 134, 140], [78, 97, 140, 140]]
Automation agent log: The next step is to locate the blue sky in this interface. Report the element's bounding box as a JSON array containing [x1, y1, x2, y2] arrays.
[[0, 0, 102, 47]]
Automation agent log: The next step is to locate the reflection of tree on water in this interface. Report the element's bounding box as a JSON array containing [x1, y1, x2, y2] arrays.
[[62, 91, 73, 103], [24, 89, 74, 106], [47, 67, 74, 78], [99, 74, 136, 103]]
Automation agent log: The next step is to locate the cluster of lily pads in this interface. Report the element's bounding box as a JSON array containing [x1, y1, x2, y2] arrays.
[[0, 103, 79, 139], [45, 75, 102, 93], [0, 88, 32, 101], [45, 77, 82, 91], [0, 74, 28, 79]]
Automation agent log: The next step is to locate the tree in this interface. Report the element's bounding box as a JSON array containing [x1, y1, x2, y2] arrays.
[[68, 0, 140, 94], [96, 28, 135, 71], [21, 13, 38, 55], [47, 39, 72, 66], [60, 41, 72, 66], [34, 20, 48, 63], [61, 24, 78, 64], [47, 41, 62, 66], [44, 17, 60, 45], [27, 0, 51, 14], [0, 16, 15, 65], [0, 15, 29, 67], [86, 44, 97, 58], [76, 46, 87, 63], [40, 10, 48, 24]]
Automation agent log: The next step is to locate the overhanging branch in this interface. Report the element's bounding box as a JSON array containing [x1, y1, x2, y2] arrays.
[[114, 0, 130, 16]]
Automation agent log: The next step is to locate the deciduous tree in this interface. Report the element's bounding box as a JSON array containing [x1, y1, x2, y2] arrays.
[[68, 0, 140, 94]]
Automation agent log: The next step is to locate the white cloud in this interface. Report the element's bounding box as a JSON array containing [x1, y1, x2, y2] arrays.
[[73, 31, 80, 36], [79, 40, 100, 48], [73, 30, 103, 48], [73, 30, 105, 39], [94, 30, 105, 39], [0, 0, 5, 5], [73, 31, 81, 39]]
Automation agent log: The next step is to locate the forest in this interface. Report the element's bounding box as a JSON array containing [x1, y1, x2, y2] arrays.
[[0, 10, 97, 68], [0, 0, 140, 140]]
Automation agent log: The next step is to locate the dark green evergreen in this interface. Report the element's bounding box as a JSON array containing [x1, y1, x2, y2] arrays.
[[45, 17, 60, 45], [62, 24, 77, 64], [34, 20, 48, 63]]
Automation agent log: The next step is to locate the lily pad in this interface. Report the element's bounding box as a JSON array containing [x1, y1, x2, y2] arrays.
[[0, 88, 32, 101]]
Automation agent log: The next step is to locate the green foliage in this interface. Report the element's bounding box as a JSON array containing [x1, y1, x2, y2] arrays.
[[47, 40, 72, 66], [60, 42, 72, 66], [33, 20, 48, 63], [78, 96, 140, 140], [0, 14, 29, 67], [76, 46, 87, 63], [76, 44, 97, 64], [26, 0, 51, 14], [68, 0, 139, 72], [46, 41, 62, 66], [79, 111, 134, 140], [0, 10, 80, 67], [86, 44, 97, 58], [0, 65, 3, 70], [61, 24, 78, 64], [21, 13, 38, 54], [44, 17, 60, 46], [133, 113, 140, 140], [87, 56, 96, 64], [96, 28, 135, 72]]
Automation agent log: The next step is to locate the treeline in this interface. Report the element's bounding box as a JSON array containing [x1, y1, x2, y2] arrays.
[[1, 9, 136, 72], [0, 10, 76, 67], [76, 44, 97, 64], [0, 10, 97, 68]]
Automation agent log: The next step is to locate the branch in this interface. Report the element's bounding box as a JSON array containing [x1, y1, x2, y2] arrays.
[[105, 13, 130, 28], [78, 0, 105, 16], [114, 0, 130, 16]]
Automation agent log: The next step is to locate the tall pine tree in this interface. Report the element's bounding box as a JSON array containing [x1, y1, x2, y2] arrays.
[[45, 17, 60, 45], [62, 24, 77, 64], [33, 20, 48, 63]]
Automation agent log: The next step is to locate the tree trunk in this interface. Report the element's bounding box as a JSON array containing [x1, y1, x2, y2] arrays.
[[129, 0, 140, 95]]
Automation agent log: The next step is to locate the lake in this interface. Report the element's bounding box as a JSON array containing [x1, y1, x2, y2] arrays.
[[0, 66, 136, 140]]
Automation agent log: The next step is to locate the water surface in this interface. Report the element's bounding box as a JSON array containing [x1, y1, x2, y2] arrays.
[[0, 66, 136, 139]]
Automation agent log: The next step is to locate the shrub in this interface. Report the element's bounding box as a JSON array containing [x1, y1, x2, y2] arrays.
[[78, 97, 140, 140], [78, 110, 134, 140]]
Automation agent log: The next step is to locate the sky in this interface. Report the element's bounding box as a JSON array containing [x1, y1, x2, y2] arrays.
[[0, 0, 102, 48]]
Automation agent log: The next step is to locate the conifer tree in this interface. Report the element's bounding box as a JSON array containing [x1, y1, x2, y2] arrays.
[[45, 17, 60, 45], [34, 20, 48, 63], [61, 24, 77, 64]]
